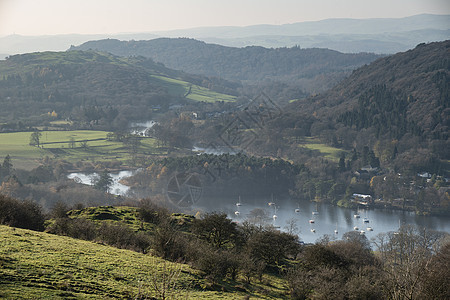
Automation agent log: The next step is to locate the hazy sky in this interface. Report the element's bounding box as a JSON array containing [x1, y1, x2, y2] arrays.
[[0, 0, 449, 36]]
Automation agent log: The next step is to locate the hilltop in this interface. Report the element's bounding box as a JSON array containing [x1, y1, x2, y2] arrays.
[[291, 40, 449, 141], [0, 51, 237, 128], [0, 225, 284, 299], [71, 38, 381, 93], [0, 201, 293, 299]]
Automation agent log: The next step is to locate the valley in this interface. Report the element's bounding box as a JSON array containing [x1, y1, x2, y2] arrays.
[[0, 9, 449, 298]]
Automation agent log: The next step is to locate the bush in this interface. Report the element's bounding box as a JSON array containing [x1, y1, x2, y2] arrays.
[[46, 217, 97, 240], [152, 219, 187, 261], [193, 247, 240, 284], [0, 194, 45, 231], [97, 222, 151, 253], [138, 198, 169, 224], [245, 228, 300, 266]]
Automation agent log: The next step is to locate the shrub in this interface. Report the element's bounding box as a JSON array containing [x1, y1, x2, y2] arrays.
[[152, 219, 187, 261], [97, 222, 151, 253], [0, 194, 45, 231], [138, 198, 169, 224]]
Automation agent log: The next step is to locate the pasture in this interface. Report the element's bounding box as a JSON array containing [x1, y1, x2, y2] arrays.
[[0, 130, 163, 170]]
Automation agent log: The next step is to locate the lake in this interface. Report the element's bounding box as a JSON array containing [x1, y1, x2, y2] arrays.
[[66, 120, 450, 244], [67, 169, 450, 244], [67, 170, 135, 195], [192, 197, 450, 244]]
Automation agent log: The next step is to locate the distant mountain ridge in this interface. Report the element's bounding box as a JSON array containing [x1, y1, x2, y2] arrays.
[[72, 38, 381, 93], [155, 14, 450, 38], [0, 14, 448, 56]]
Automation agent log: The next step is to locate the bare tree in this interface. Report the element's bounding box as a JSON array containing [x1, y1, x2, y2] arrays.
[[372, 225, 447, 300]]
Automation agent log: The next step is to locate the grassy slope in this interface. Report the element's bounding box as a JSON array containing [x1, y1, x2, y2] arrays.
[[0, 223, 288, 299], [299, 137, 346, 162], [151, 75, 236, 103], [0, 51, 236, 104], [0, 130, 163, 170]]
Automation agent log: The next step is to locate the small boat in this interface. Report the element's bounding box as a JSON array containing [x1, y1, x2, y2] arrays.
[[366, 227, 373, 231], [309, 219, 315, 224], [354, 214, 360, 218], [295, 208, 300, 213], [354, 226, 359, 230], [236, 202, 242, 207], [234, 211, 240, 216], [360, 230, 365, 235], [334, 223, 338, 234], [363, 218, 369, 223], [311, 228, 316, 233], [273, 214, 278, 220], [312, 211, 319, 215], [268, 202, 275, 206]]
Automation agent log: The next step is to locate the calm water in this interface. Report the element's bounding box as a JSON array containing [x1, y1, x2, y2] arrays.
[[192, 198, 450, 244], [129, 120, 156, 136], [67, 170, 135, 196], [68, 119, 450, 244], [67, 168, 450, 244]]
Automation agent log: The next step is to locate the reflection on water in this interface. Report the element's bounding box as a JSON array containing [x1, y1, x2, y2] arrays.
[[129, 120, 156, 136], [67, 170, 135, 196], [192, 145, 237, 155], [193, 198, 450, 244]]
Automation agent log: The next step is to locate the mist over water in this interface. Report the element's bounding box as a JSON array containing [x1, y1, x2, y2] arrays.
[[192, 197, 450, 244], [64, 120, 450, 245], [67, 170, 135, 195], [129, 120, 156, 136]]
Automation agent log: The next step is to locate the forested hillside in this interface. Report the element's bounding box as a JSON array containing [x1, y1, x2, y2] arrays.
[[0, 51, 238, 130], [294, 40, 449, 138], [285, 41, 449, 163], [71, 38, 381, 92]]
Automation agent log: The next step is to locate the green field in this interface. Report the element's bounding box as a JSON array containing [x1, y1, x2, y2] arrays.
[[0, 131, 163, 170], [299, 137, 346, 161], [0, 224, 288, 299], [152, 75, 236, 103]]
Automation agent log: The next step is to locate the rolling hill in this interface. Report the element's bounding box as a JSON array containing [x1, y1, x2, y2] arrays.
[[0, 51, 237, 128], [0, 224, 285, 299], [293, 40, 449, 139], [285, 40, 449, 174], [71, 38, 381, 93]]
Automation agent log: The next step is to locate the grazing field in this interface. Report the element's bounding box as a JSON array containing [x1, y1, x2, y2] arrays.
[[299, 137, 346, 161], [0, 131, 164, 170], [152, 75, 237, 103], [0, 225, 288, 299]]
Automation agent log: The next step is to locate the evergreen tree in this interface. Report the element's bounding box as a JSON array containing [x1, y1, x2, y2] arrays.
[[2, 155, 12, 176], [93, 170, 113, 193]]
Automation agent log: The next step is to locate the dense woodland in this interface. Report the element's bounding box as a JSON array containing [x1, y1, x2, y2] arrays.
[[0, 51, 238, 129], [72, 38, 381, 93]]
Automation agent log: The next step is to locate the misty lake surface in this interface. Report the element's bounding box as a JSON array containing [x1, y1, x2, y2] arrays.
[[129, 120, 156, 136], [193, 198, 450, 244], [67, 169, 450, 245], [66, 120, 450, 245], [67, 170, 135, 195]]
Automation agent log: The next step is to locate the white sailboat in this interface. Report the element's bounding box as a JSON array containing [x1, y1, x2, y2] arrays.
[[312, 203, 319, 215]]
